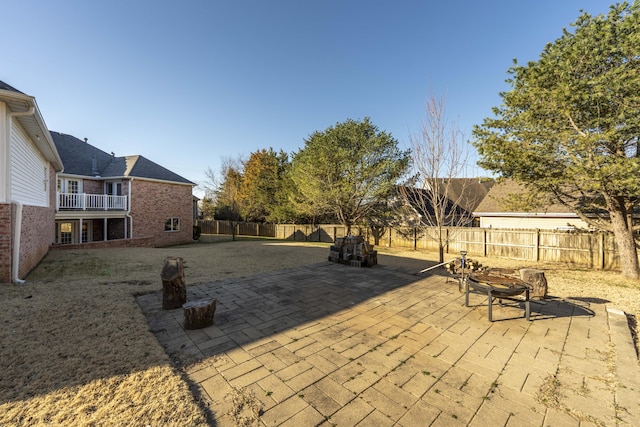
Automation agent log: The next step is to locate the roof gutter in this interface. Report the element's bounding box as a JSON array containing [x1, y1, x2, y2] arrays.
[[7, 107, 36, 284]]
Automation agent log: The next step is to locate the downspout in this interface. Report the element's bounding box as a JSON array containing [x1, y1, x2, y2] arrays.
[[126, 178, 132, 239], [7, 107, 35, 284]]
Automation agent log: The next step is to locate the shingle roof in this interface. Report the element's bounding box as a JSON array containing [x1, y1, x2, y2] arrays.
[[474, 179, 573, 213], [51, 131, 194, 185], [51, 132, 115, 176], [0, 80, 24, 94], [435, 178, 495, 212]]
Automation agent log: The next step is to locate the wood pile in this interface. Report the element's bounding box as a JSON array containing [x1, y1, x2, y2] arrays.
[[329, 235, 377, 267], [445, 257, 484, 276]]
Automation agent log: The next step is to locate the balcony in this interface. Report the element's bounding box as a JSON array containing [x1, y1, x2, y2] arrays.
[[57, 193, 128, 211]]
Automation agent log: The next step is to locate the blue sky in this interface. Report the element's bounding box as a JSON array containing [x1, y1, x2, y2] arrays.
[[3, 1, 614, 197]]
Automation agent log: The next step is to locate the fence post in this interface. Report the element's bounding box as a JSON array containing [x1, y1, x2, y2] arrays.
[[535, 229, 540, 262], [599, 232, 605, 270], [445, 228, 449, 254], [413, 227, 417, 250], [388, 227, 392, 248], [483, 229, 487, 257]]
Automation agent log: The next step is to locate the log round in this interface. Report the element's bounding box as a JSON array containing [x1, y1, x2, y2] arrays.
[[161, 256, 186, 310], [519, 268, 548, 299], [183, 299, 217, 330]]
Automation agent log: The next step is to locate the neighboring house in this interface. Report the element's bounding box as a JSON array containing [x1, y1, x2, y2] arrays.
[[52, 132, 195, 247], [474, 179, 590, 230], [400, 178, 495, 227], [0, 81, 64, 283]]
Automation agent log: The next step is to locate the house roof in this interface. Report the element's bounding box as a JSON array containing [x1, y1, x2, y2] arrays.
[[435, 178, 495, 213], [0, 80, 24, 94], [0, 80, 63, 171], [51, 132, 195, 185], [474, 179, 575, 214]]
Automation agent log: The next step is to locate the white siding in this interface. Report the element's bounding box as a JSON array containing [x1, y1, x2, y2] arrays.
[[479, 215, 589, 230], [0, 102, 7, 203], [10, 121, 49, 207]]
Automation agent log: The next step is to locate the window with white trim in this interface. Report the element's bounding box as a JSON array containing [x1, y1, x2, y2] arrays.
[[165, 218, 180, 232]]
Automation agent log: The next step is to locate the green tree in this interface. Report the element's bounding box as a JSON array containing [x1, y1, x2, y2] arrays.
[[472, 2, 640, 278], [290, 117, 410, 234], [238, 148, 287, 222]]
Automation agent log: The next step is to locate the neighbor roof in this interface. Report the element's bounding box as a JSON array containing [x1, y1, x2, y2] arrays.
[[474, 179, 574, 214], [51, 132, 194, 185]]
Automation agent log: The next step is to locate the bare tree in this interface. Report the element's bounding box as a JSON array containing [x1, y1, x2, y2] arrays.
[[400, 93, 491, 262], [202, 156, 244, 239]]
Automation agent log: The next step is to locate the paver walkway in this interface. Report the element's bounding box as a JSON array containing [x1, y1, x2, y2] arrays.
[[137, 262, 640, 426]]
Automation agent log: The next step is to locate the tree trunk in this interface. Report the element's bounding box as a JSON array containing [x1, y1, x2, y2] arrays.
[[161, 256, 186, 310], [371, 226, 384, 246], [519, 268, 548, 299], [609, 208, 639, 279], [183, 299, 216, 329]]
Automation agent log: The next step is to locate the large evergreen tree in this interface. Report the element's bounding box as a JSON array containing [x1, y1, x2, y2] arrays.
[[239, 148, 290, 222], [472, 2, 640, 278], [290, 117, 410, 233]]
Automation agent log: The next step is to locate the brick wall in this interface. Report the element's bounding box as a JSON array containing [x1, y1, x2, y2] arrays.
[[0, 166, 56, 283], [129, 180, 193, 246], [82, 179, 103, 194], [0, 203, 12, 282], [18, 203, 55, 278], [50, 236, 156, 251]]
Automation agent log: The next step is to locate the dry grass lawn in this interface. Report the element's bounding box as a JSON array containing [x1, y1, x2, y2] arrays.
[[0, 236, 638, 426]]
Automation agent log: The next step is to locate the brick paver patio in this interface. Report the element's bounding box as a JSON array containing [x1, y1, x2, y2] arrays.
[[137, 262, 640, 426]]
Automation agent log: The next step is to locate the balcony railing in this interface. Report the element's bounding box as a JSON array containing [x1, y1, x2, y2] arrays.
[[57, 193, 128, 211]]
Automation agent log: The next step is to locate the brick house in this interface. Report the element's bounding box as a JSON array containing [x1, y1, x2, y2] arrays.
[[0, 81, 64, 283], [1, 80, 196, 283], [52, 132, 195, 247]]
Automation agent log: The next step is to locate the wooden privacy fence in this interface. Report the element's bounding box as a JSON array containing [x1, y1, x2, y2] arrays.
[[196, 220, 622, 270]]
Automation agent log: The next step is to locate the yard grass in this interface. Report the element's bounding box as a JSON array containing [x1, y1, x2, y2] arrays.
[[0, 236, 638, 425]]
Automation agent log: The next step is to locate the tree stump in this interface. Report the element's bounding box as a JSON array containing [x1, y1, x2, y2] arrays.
[[161, 256, 186, 310], [519, 268, 548, 299], [183, 299, 216, 330]]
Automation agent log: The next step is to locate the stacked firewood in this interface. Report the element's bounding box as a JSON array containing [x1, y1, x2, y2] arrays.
[[329, 235, 378, 267], [444, 257, 484, 275]]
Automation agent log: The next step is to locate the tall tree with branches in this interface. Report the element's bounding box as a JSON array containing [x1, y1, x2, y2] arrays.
[[473, 2, 640, 278], [290, 117, 410, 234], [401, 93, 490, 262]]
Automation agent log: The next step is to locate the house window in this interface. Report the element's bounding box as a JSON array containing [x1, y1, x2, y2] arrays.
[[81, 222, 92, 243], [105, 181, 122, 196], [165, 218, 180, 232], [58, 178, 81, 194], [67, 180, 79, 194], [58, 222, 74, 244]]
